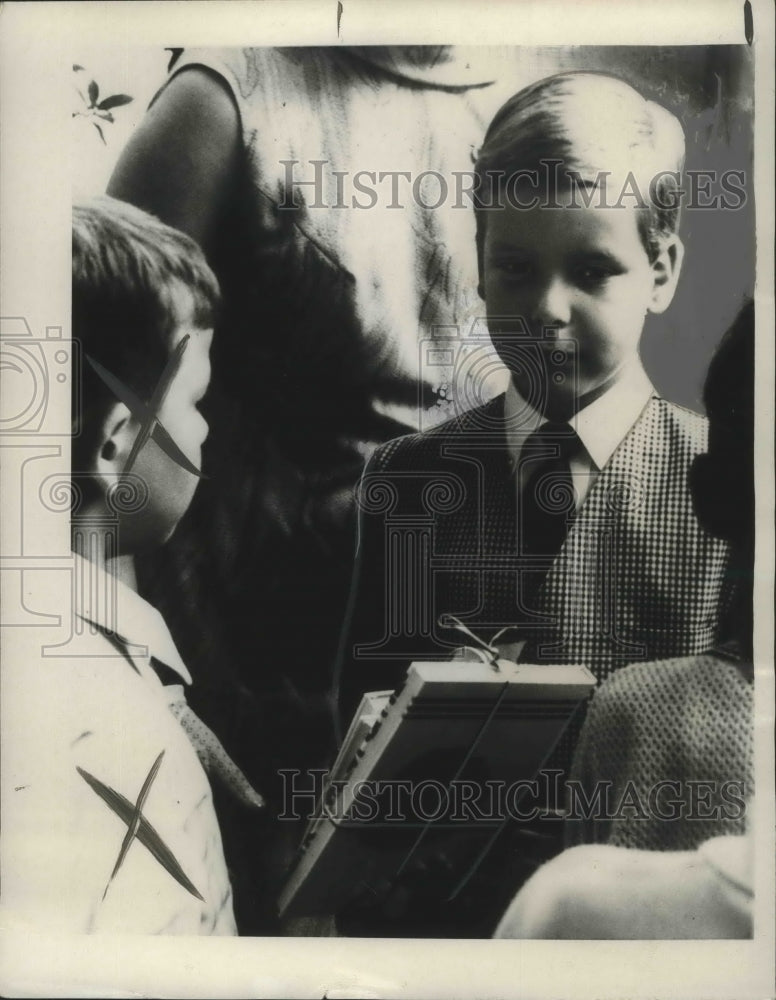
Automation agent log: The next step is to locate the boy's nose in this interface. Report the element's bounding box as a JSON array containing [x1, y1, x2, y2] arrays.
[[531, 277, 572, 328]]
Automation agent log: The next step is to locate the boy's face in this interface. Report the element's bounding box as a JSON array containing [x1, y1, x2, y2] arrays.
[[126, 291, 212, 548], [481, 184, 679, 416]]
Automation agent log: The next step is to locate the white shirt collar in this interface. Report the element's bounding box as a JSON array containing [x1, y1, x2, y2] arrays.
[[504, 362, 655, 472], [73, 553, 192, 685]]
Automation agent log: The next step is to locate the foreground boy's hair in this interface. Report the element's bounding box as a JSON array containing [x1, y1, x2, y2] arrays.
[[72, 196, 219, 463], [474, 71, 686, 264]]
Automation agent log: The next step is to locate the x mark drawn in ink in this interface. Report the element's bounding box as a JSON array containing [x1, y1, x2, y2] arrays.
[[77, 750, 204, 902], [86, 334, 204, 478]]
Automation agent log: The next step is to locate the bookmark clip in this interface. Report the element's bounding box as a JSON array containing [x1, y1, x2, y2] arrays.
[[438, 614, 501, 671]]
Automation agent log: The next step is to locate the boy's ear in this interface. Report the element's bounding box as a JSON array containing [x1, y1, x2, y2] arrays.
[[93, 401, 136, 485], [647, 235, 684, 315]]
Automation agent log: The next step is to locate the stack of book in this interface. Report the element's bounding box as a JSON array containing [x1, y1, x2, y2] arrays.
[[279, 659, 595, 918]]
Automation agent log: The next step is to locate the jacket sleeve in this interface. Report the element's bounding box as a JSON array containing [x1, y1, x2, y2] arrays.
[[332, 442, 414, 739]]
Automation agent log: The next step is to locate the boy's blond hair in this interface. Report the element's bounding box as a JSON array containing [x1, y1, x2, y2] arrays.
[[474, 71, 686, 264]]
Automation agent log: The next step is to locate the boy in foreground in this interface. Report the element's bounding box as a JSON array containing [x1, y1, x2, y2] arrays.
[[334, 72, 732, 934], [338, 70, 730, 721], [2, 197, 260, 935]]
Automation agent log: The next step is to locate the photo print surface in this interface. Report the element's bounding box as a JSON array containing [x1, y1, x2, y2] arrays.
[[1, 3, 772, 998]]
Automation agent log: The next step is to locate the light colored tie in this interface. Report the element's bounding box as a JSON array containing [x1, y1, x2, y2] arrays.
[[151, 657, 265, 811]]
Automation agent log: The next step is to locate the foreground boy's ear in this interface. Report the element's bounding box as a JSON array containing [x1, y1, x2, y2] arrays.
[[93, 401, 136, 485], [648, 235, 684, 315]]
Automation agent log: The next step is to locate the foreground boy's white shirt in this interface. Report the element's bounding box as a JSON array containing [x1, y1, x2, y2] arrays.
[[504, 360, 655, 509], [1, 555, 236, 935]]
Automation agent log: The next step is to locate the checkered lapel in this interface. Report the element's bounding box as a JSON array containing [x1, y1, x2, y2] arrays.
[[419, 396, 518, 643], [525, 396, 730, 680]]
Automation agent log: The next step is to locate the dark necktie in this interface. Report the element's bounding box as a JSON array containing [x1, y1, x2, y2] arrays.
[[518, 421, 579, 604], [150, 656, 264, 811]]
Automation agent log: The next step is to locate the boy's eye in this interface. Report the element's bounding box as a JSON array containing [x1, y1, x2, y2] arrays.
[[573, 263, 618, 288], [492, 258, 532, 280]]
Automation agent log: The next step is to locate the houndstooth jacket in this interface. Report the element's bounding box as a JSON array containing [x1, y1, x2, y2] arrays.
[[336, 392, 731, 725]]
